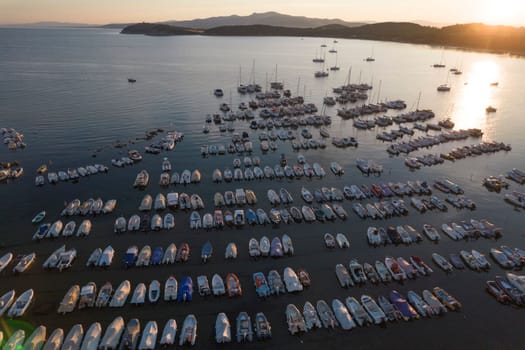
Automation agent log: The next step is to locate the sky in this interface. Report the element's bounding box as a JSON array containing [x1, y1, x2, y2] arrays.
[[1, 0, 524, 26]]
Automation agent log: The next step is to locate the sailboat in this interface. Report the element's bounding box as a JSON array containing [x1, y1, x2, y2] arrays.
[[437, 72, 451, 92], [270, 65, 283, 90], [237, 66, 247, 94], [315, 54, 329, 77], [312, 49, 324, 63], [330, 53, 340, 71], [329, 43, 337, 53], [365, 48, 375, 62], [433, 50, 446, 68]]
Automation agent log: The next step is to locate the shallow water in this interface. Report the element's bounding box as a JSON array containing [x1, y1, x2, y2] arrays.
[[0, 28, 525, 349]]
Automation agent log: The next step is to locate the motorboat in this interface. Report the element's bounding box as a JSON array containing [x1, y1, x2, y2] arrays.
[[159, 319, 177, 347], [178, 315, 197, 346], [13, 253, 35, 274], [491, 248, 515, 269], [44, 328, 64, 350], [270, 237, 283, 257], [57, 285, 79, 314], [138, 321, 157, 350], [76, 219, 92, 237], [472, 249, 491, 270], [363, 263, 380, 284], [423, 224, 440, 241], [175, 243, 190, 263], [4, 330, 25, 350], [253, 272, 271, 298], [190, 211, 202, 229], [349, 259, 367, 284], [433, 287, 462, 310], [119, 319, 140, 350], [133, 170, 149, 188], [283, 267, 303, 292], [197, 275, 211, 296], [154, 193, 166, 210], [254, 312, 272, 339], [397, 257, 417, 279], [432, 253, 453, 272], [385, 256, 407, 280], [335, 264, 353, 288], [97, 246, 114, 268], [390, 290, 419, 320], [32, 210, 46, 224], [268, 270, 286, 295], [136, 245, 152, 267], [226, 273, 242, 297], [422, 290, 448, 315], [375, 260, 392, 282], [410, 256, 433, 275], [177, 276, 193, 302], [62, 324, 83, 350], [99, 317, 124, 350], [235, 312, 253, 343], [407, 291, 433, 317], [286, 304, 307, 334], [361, 295, 387, 325], [302, 301, 322, 330], [95, 282, 112, 308], [109, 280, 131, 307], [78, 282, 97, 309], [224, 242, 237, 259], [215, 313, 231, 344], [0, 290, 15, 317], [43, 245, 66, 269], [345, 296, 372, 326], [316, 300, 338, 328], [148, 280, 160, 303], [212, 274, 226, 296], [162, 243, 177, 264], [331, 299, 355, 330], [127, 215, 140, 231]]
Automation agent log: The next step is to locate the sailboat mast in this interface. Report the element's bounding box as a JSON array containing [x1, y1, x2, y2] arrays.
[[296, 77, 301, 96], [377, 80, 382, 104], [416, 91, 422, 111]]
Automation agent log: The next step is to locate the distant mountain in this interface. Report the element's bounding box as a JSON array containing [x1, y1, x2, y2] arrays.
[[3, 21, 94, 28], [121, 21, 525, 56], [162, 11, 367, 29]]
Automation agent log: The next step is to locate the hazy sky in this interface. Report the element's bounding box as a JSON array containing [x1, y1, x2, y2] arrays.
[[1, 0, 524, 26]]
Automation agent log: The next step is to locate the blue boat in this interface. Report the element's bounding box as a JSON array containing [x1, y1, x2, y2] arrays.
[[201, 241, 213, 263], [122, 246, 138, 268], [270, 237, 283, 257], [246, 209, 258, 225], [177, 276, 193, 302], [151, 246, 164, 265], [253, 272, 271, 298], [389, 290, 419, 320]]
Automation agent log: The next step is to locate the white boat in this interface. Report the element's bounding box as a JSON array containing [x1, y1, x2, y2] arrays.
[[148, 280, 160, 303], [163, 213, 175, 229], [179, 315, 197, 346], [441, 224, 460, 240], [215, 313, 231, 343], [159, 319, 177, 347], [43, 245, 66, 269], [4, 330, 26, 350], [47, 220, 63, 238], [472, 249, 491, 269], [336, 233, 350, 248], [127, 215, 140, 231], [259, 236, 270, 256], [102, 199, 117, 214], [62, 324, 83, 350], [13, 253, 35, 274], [331, 299, 355, 330], [138, 321, 157, 350], [86, 248, 102, 267], [78, 282, 97, 309], [212, 274, 226, 296], [361, 295, 387, 325], [375, 260, 392, 282], [164, 276, 178, 301], [423, 224, 440, 241], [303, 301, 322, 330], [225, 242, 237, 259], [97, 246, 114, 267], [0, 290, 16, 317], [139, 195, 152, 211], [282, 234, 294, 255], [162, 244, 177, 264], [119, 319, 140, 350], [154, 193, 166, 210], [283, 267, 303, 292], [63, 221, 77, 237], [432, 253, 453, 272], [136, 246, 151, 267], [99, 317, 124, 350], [345, 296, 372, 326], [43, 328, 64, 350], [109, 280, 131, 307], [0, 252, 13, 272], [166, 192, 179, 208], [130, 283, 146, 305], [57, 285, 79, 314], [95, 282, 112, 308], [190, 211, 202, 229], [79, 322, 101, 350], [151, 214, 162, 231], [76, 220, 92, 237], [286, 304, 307, 335], [23, 326, 46, 350], [422, 290, 448, 315]]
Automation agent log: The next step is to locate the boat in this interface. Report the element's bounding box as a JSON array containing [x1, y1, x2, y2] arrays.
[[361, 295, 388, 325], [226, 273, 242, 297], [270, 237, 283, 257], [175, 243, 190, 263], [138, 321, 157, 350], [43, 245, 66, 269], [253, 272, 271, 298], [76, 219, 91, 237], [236, 312, 253, 343], [119, 319, 140, 350], [127, 215, 140, 231], [57, 285, 79, 314], [46, 220, 63, 238], [43, 328, 64, 350], [349, 259, 367, 284], [407, 290, 433, 317], [316, 299, 338, 328], [268, 270, 286, 295], [0, 290, 15, 317], [410, 256, 433, 275], [94, 282, 112, 308], [494, 276, 523, 305], [177, 276, 193, 302], [491, 248, 515, 269], [148, 280, 160, 303], [253, 312, 272, 339], [97, 246, 114, 268], [283, 267, 303, 292], [507, 273, 525, 294], [432, 253, 453, 272], [286, 304, 307, 334], [486, 280, 512, 304], [99, 317, 124, 350], [390, 290, 419, 320], [363, 263, 380, 284], [212, 274, 226, 296], [109, 280, 131, 307], [32, 210, 46, 224], [335, 264, 354, 288], [77, 282, 97, 309], [62, 325, 84, 350], [197, 275, 211, 296], [215, 313, 231, 344], [201, 241, 213, 262], [13, 253, 35, 274], [472, 249, 491, 270], [133, 170, 149, 188], [421, 290, 448, 315], [397, 257, 417, 279], [331, 299, 355, 330], [385, 256, 407, 280], [179, 315, 197, 346], [136, 245, 151, 267], [335, 233, 350, 248], [375, 260, 392, 282], [159, 319, 177, 347], [433, 287, 462, 310], [79, 322, 102, 350], [423, 224, 440, 241], [345, 296, 372, 326], [189, 211, 201, 229]]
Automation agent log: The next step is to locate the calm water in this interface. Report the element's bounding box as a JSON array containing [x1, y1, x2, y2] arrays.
[[0, 27, 525, 349]]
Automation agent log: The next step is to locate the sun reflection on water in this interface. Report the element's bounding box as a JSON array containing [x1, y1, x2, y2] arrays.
[[451, 60, 500, 139]]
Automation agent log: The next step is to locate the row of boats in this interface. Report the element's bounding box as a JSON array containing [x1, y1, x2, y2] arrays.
[[133, 168, 202, 188], [0, 288, 33, 318], [60, 198, 117, 217], [35, 164, 108, 186], [2, 127, 26, 150], [286, 287, 460, 334], [433, 245, 525, 272], [0, 252, 35, 275], [486, 272, 525, 305], [0, 166, 23, 181], [335, 256, 433, 287], [385, 128, 483, 155], [211, 162, 328, 182], [366, 219, 502, 246], [504, 190, 525, 209], [33, 219, 92, 240], [1, 315, 196, 350]]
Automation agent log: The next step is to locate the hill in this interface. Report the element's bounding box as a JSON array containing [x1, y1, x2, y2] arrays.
[[120, 23, 202, 36]]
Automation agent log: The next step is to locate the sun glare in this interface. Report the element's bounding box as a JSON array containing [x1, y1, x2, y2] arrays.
[[452, 61, 500, 136], [482, 0, 525, 25]]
